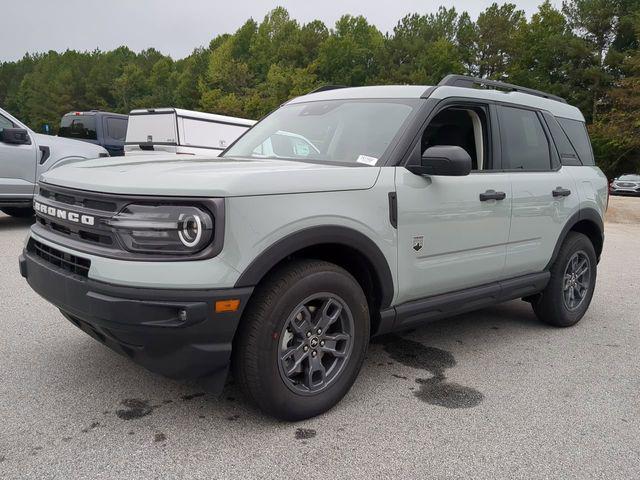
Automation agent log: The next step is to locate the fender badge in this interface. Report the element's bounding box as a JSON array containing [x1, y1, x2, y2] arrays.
[[412, 235, 424, 252]]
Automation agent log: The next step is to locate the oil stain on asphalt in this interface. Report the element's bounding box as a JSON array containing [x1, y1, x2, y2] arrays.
[[295, 428, 317, 440], [181, 392, 205, 401], [377, 334, 484, 409], [115, 399, 154, 420]]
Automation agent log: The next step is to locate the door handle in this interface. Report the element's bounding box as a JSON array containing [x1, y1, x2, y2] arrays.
[[552, 187, 571, 197], [479, 189, 507, 201]]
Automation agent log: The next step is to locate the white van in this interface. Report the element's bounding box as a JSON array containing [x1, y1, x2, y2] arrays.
[[124, 108, 255, 155]]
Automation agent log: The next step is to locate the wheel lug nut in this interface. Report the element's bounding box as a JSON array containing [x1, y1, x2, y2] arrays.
[[320, 340, 325, 347], [317, 328, 322, 334], [312, 350, 317, 357], [303, 345, 309, 352], [306, 331, 311, 338]]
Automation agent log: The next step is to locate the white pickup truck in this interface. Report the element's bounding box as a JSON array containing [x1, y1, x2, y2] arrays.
[[124, 108, 255, 156], [0, 107, 108, 217]]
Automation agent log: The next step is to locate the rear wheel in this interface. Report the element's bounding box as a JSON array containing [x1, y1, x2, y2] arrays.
[[533, 232, 597, 327], [1, 207, 34, 218], [233, 259, 369, 420]]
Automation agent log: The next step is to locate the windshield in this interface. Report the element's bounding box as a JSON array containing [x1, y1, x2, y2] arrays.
[[59, 115, 97, 140], [223, 99, 419, 165], [619, 174, 640, 181]]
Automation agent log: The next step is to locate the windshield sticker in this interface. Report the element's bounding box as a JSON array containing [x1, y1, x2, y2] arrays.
[[356, 155, 378, 166]]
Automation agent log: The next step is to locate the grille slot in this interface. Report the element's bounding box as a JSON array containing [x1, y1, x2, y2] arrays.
[[37, 216, 114, 246], [39, 187, 118, 212], [28, 239, 91, 277]]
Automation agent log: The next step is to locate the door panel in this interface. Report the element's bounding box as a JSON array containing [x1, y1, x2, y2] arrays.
[[395, 167, 511, 304], [0, 138, 37, 200], [505, 169, 580, 276]]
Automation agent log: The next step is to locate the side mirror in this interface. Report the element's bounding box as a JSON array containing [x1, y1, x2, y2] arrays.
[[407, 145, 472, 176], [1, 128, 31, 145]]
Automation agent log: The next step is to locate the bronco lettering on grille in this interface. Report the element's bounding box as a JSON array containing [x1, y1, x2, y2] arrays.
[[34, 201, 95, 226]]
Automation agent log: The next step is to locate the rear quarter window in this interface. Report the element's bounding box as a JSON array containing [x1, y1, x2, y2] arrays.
[[557, 117, 595, 166], [106, 117, 127, 141], [542, 113, 581, 166]]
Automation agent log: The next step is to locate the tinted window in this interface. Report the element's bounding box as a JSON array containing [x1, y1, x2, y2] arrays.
[[0, 114, 13, 133], [542, 112, 581, 166], [106, 117, 127, 141], [499, 106, 550, 170], [59, 115, 97, 140], [557, 117, 594, 166]]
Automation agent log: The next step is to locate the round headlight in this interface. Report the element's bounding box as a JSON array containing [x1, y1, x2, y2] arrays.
[[178, 213, 203, 247], [108, 204, 214, 255]]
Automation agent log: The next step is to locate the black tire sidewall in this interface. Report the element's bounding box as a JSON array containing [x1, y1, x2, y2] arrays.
[[535, 232, 597, 327], [246, 264, 369, 420]]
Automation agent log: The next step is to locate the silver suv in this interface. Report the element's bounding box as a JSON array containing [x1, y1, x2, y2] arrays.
[[19, 76, 607, 420]]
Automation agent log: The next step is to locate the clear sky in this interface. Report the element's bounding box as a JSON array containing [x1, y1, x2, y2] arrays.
[[1, 0, 557, 62]]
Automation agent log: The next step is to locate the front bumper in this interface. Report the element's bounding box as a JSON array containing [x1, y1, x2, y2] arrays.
[[19, 248, 253, 392], [610, 184, 640, 196]]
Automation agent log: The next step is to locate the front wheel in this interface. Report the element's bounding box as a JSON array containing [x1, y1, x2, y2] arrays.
[[533, 232, 597, 327], [233, 260, 370, 420]]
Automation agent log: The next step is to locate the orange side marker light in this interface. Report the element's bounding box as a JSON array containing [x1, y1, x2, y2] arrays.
[[215, 299, 240, 313]]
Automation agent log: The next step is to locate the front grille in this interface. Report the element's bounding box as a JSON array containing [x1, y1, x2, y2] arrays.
[[28, 239, 90, 277], [39, 186, 117, 212], [36, 215, 114, 246], [35, 184, 119, 248]]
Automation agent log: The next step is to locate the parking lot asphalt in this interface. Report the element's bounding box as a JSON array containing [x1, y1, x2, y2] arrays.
[[1, 198, 638, 480]]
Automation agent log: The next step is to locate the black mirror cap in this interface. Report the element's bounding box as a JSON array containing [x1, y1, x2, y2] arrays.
[[407, 145, 472, 176], [1, 128, 31, 145]]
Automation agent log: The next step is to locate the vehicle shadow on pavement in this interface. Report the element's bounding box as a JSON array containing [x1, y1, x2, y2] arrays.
[[36, 299, 548, 429], [0, 214, 35, 231]]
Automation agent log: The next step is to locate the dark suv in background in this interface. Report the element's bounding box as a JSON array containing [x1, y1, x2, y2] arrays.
[[58, 111, 128, 156]]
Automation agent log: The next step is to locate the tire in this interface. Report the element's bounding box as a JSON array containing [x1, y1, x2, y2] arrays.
[[533, 232, 597, 327], [233, 259, 370, 420], [1, 207, 34, 218]]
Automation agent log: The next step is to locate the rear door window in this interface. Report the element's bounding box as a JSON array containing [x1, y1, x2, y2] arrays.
[[59, 115, 97, 140], [499, 106, 551, 171], [557, 117, 595, 166]]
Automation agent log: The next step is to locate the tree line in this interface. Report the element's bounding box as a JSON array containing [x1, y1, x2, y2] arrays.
[[0, 1, 639, 177]]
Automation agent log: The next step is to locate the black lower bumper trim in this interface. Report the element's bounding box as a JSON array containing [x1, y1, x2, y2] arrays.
[[20, 250, 253, 391]]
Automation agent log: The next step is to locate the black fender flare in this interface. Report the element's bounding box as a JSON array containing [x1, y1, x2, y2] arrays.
[[234, 225, 395, 308], [545, 207, 604, 270]]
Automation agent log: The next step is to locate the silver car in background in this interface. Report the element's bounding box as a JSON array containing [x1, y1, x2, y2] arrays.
[[610, 174, 640, 196]]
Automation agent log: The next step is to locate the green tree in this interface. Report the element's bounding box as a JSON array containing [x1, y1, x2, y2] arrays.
[[475, 3, 526, 78], [317, 15, 384, 86]]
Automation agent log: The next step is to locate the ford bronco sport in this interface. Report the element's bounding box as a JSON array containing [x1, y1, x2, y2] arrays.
[[19, 75, 607, 420]]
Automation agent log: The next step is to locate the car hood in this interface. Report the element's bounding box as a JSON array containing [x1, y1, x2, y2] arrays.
[[33, 133, 108, 159], [39, 154, 381, 197]]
